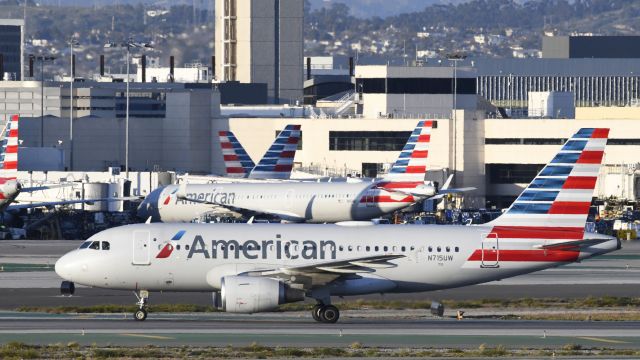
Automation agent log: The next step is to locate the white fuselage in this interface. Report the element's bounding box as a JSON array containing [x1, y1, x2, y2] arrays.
[[138, 181, 425, 223], [55, 223, 619, 295]]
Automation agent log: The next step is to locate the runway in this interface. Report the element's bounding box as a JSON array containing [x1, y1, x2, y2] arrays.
[[0, 311, 639, 348]]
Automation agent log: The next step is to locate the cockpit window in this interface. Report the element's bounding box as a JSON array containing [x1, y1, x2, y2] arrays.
[[101, 241, 110, 251], [89, 241, 100, 250], [79, 241, 91, 249]]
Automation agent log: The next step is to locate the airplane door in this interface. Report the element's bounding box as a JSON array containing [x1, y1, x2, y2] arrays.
[[481, 233, 499, 268], [286, 189, 295, 210], [132, 231, 151, 265]]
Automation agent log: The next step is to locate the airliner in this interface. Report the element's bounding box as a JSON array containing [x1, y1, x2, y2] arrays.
[[56, 128, 619, 323], [137, 120, 461, 223], [218, 125, 301, 180], [0, 115, 126, 217]]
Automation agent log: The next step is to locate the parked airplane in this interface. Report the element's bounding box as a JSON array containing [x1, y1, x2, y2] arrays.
[[55, 128, 619, 323], [218, 125, 301, 180], [137, 120, 459, 223], [0, 115, 126, 215]]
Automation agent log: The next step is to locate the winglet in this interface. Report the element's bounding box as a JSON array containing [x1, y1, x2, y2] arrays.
[[440, 174, 454, 191]]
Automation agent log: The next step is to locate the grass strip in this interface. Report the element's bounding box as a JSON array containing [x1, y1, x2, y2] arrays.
[[1, 341, 640, 359]]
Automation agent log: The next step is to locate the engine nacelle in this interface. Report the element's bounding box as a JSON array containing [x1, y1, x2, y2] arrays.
[[220, 276, 304, 313]]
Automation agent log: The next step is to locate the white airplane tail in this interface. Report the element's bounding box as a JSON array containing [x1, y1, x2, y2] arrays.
[[487, 128, 609, 240], [249, 124, 301, 180]]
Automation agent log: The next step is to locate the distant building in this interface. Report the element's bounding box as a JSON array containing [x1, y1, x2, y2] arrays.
[[0, 19, 24, 80], [214, 0, 304, 104], [542, 36, 640, 59], [355, 65, 479, 119]]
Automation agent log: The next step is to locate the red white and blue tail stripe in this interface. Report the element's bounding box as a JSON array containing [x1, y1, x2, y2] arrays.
[[218, 131, 256, 178], [0, 115, 19, 178], [248, 124, 301, 180], [487, 128, 609, 240], [383, 120, 433, 182]]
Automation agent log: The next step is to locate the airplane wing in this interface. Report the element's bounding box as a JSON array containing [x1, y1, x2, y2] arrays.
[[21, 183, 75, 193], [7, 197, 137, 211], [246, 254, 405, 288]]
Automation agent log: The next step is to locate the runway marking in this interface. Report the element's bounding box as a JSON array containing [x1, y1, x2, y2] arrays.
[[120, 333, 174, 340], [576, 336, 629, 344]]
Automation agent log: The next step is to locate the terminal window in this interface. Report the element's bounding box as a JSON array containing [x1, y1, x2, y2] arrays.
[[329, 131, 412, 151], [487, 164, 545, 184]]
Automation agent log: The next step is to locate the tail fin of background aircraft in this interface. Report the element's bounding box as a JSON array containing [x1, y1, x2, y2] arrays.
[[218, 130, 256, 178], [249, 124, 301, 180], [383, 120, 433, 182], [487, 128, 609, 240], [0, 115, 19, 178]]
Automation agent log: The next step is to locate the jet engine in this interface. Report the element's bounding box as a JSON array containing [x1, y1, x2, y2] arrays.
[[220, 276, 305, 313]]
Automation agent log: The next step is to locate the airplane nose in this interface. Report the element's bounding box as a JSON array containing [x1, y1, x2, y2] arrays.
[[55, 253, 76, 281]]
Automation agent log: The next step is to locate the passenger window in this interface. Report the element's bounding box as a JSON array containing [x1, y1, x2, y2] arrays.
[[446, 246, 450, 252], [366, 246, 370, 252], [428, 246, 433, 252], [186, 245, 190, 250], [89, 241, 100, 250], [176, 245, 181, 250], [392, 246, 397, 251], [455, 247, 459, 252], [357, 246, 361, 251], [383, 246, 388, 252], [410, 246, 415, 251], [339, 246, 344, 251], [401, 246, 406, 252], [375, 246, 379, 251], [101, 241, 110, 251], [348, 246, 353, 251], [437, 246, 441, 252], [79, 241, 91, 249]]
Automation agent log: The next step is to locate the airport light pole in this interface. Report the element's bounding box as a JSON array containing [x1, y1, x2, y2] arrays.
[[104, 38, 153, 178], [446, 53, 466, 185], [29, 54, 56, 148], [69, 38, 79, 170]]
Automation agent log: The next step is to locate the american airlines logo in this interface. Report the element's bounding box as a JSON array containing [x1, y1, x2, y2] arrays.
[[187, 236, 337, 260], [177, 191, 237, 205]]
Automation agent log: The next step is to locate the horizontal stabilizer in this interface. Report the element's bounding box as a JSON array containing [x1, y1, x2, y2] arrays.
[[534, 238, 611, 250]]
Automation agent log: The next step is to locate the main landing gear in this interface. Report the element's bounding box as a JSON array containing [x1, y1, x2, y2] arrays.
[[312, 303, 340, 323], [133, 290, 149, 321]]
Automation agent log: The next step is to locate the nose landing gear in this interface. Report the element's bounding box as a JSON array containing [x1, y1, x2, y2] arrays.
[[311, 303, 340, 323], [133, 290, 149, 321]]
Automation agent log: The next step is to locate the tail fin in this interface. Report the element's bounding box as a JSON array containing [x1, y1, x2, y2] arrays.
[[249, 124, 301, 180], [488, 128, 609, 239], [0, 115, 19, 178], [218, 130, 256, 178], [383, 120, 433, 182]]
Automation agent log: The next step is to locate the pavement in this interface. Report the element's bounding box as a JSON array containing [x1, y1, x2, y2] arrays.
[[0, 311, 639, 348]]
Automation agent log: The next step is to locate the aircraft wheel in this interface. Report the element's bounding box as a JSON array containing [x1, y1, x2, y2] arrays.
[[134, 308, 148, 321], [320, 305, 339, 323], [311, 304, 323, 322]]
